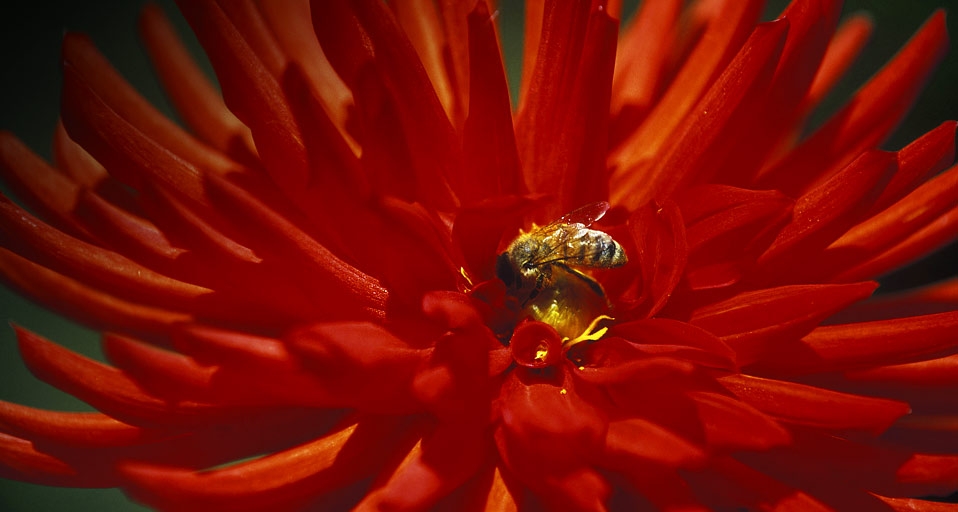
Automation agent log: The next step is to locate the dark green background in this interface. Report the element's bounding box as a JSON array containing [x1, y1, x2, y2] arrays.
[[1, 1, 957, 509]]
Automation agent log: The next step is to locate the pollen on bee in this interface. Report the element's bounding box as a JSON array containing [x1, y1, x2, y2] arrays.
[[559, 388, 568, 395]]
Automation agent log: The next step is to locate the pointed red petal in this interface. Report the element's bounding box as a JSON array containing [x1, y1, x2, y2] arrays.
[[0, 132, 90, 239], [754, 150, 896, 283], [877, 496, 958, 512], [204, 173, 388, 319], [847, 353, 958, 387], [0, 401, 151, 448], [0, 194, 214, 311], [690, 282, 877, 365], [610, 0, 682, 126], [309, 0, 458, 209], [614, 201, 687, 319], [603, 418, 706, 469], [678, 185, 793, 290], [515, 1, 618, 214], [821, 163, 958, 281], [803, 14, 873, 111], [686, 391, 792, 451], [119, 418, 400, 511], [751, 311, 958, 375], [391, 0, 459, 124], [611, 0, 765, 189], [61, 32, 251, 187], [0, 249, 190, 341], [138, 4, 258, 167], [719, 374, 910, 433], [256, 1, 354, 139], [837, 203, 958, 282], [895, 454, 958, 498], [0, 432, 113, 487], [874, 121, 957, 213], [286, 322, 428, 413], [758, 11, 949, 195], [712, 0, 843, 186], [14, 326, 242, 428], [458, 1, 523, 204]]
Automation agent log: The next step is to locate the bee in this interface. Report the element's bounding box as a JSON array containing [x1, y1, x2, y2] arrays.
[[496, 202, 628, 339]]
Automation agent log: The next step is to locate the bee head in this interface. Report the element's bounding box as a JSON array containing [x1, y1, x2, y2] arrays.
[[495, 252, 519, 288]]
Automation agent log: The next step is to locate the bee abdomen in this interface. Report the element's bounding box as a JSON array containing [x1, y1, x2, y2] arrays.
[[579, 231, 627, 268]]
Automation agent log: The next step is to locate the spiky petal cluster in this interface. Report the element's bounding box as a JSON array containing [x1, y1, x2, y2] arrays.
[[1, 0, 957, 510]]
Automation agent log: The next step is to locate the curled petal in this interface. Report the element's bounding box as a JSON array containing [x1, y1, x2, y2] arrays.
[[495, 370, 609, 508]]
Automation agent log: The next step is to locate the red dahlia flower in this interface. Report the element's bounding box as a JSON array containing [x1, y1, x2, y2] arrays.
[[2, 0, 958, 510]]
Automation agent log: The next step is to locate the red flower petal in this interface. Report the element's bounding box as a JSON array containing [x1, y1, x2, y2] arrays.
[[873, 121, 957, 213], [754, 149, 897, 283], [711, 0, 843, 186], [822, 163, 958, 281], [690, 282, 877, 365], [677, 185, 793, 290], [611, 0, 765, 197], [118, 417, 401, 511], [0, 401, 150, 448], [615, 18, 790, 207], [286, 322, 428, 413], [0, 132, 89, 239], [609, 318, 738, 371], [687, 391, 792, 452], [308, 0, 458, 209], [138, 4, 258, 168], [751, 311, 958, 375], [837, 203, 958, 282], [459, 1, 523, 205], [0, 249, 190, 341], [495, 370, 609, 507], [14, 326, 241, 428], [516, 0, 618, 215], [803, 14, 873, 112], [0, 432, 112, 487], [719, 374, 909, 433], [603, 418, 706, 469], [610, 0, 682, 132], [758, 11, 949, 196], [614, 201, 687, 319]]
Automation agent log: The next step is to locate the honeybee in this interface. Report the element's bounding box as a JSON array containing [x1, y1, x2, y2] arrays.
[[496, 202, 628, 339]]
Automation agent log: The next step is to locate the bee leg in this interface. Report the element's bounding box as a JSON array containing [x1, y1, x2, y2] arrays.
[[521, 274, 545, 307]]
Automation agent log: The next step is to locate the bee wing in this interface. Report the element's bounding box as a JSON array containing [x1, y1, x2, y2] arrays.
[[558, 201, 610, 227]]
